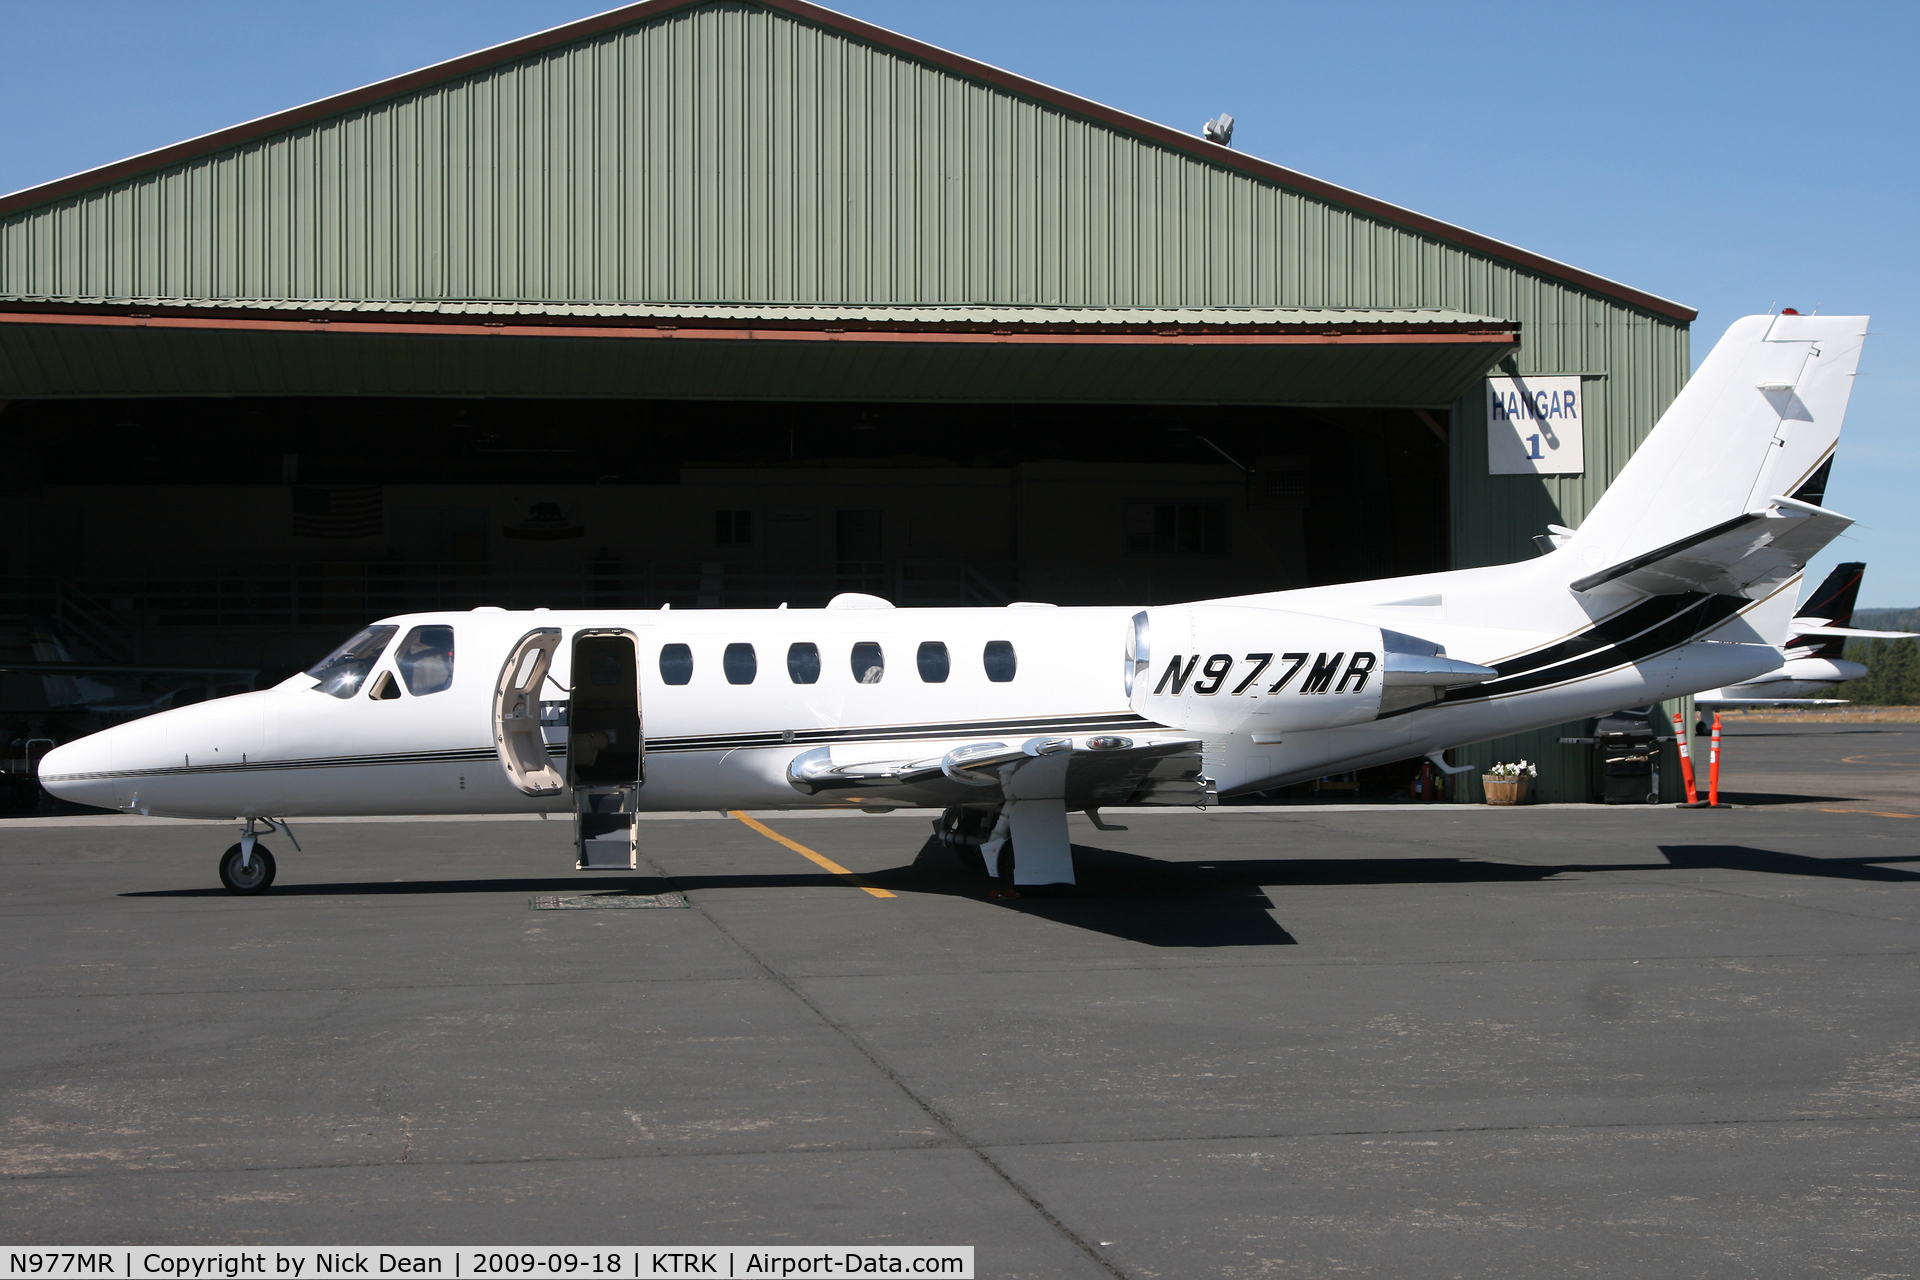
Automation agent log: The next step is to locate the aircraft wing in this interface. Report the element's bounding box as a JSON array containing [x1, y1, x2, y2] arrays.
[[785, 734, 1209, 807], [1695, 697, 1848, 706], [1570, 496, 1851, 597]]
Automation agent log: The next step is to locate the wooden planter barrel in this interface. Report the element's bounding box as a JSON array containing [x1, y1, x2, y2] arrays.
[[1482, 775, 1531, 806]]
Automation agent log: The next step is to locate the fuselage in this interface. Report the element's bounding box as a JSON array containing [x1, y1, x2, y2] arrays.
[[39, 553, 1797, 821]]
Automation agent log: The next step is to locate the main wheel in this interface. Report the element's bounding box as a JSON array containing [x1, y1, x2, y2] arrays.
[[219, 843, 276, 895], [939, 807, 999, 876]]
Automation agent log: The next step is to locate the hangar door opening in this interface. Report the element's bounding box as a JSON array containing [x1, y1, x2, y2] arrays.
[[0, 394, 1450, 682]]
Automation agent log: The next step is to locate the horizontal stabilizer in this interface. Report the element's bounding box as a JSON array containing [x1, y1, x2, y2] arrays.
[[1570, 496, 1852, 597], [1789, 623, 1920, 640], [1695, 698, 1848, 706]]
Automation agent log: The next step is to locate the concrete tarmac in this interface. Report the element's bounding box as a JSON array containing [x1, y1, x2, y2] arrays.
[[2, 722, 1916, 1276]]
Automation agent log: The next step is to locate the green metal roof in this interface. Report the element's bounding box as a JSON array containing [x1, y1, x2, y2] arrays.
[[0, 0, 1690, 323]]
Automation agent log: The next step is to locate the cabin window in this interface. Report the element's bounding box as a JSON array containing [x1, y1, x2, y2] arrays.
[[367, 670, 402, 700], [724, 642, 758, 685], [396, 624, 455, 695], [307, 625, 398, 699], [659, 643, 694, 685], [917, 641, 950, 683], [787, 642, 821, 684], [984, 640, 1017, 682], [851, 642, 885, 684]]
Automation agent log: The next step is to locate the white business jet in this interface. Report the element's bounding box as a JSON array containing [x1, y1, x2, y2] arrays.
[[1692, 561, 1915, 709], [39, 313, 1870, 894]]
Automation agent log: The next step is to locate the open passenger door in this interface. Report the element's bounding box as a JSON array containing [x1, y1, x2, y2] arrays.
[[492, 628, 565, 796], [567, 629, 642, 871]]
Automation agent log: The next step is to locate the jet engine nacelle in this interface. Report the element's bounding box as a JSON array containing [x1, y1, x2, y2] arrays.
[[1125, 604, 1386, 735]]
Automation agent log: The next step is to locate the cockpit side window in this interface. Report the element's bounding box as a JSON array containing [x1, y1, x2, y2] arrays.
[[307, 625, 398, 699], [396, 624, 456, 696]]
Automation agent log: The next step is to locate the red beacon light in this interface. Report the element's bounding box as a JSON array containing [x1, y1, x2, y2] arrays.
[[1781, 308, 1801, 315]]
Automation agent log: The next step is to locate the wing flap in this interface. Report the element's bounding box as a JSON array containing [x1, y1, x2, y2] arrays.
[[785, 734, 1206, 807]]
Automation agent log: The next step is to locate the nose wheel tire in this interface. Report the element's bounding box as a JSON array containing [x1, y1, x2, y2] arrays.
[[219, 844, 276, 895]]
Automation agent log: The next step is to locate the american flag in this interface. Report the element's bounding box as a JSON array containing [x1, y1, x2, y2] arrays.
[[292, 485, 383, 539]]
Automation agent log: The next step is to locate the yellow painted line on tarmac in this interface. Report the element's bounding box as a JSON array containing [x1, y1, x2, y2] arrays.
[[729, 811, 897, 898], [1820, 807, 1920, 819]]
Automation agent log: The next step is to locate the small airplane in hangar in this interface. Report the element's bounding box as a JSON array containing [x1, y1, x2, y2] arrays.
[[38, 313, 1874, 894], [1692, 561, 1916, 711]]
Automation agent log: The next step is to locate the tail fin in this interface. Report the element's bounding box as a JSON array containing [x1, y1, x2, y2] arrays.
[[1790, 561, 1864, 658], [1782, 562, 1920, 652], [1564, 313, 1868, 584]]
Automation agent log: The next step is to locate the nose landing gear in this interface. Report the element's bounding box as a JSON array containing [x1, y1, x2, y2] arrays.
[[218, 817, 298, 895], [219, 843, 276, 894]]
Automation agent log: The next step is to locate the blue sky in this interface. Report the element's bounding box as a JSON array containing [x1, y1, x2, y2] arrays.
[[3, 1, 1914, 603]]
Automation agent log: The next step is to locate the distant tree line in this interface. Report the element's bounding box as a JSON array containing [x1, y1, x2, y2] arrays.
[[1835, 608, 1920, 705]]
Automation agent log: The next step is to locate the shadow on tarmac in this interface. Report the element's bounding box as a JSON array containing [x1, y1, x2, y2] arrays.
[[1717, 790, 1863, 805], [118, 841, 1920, 949], [1722, 728, 1910, 738], [1657, 844, 1920, 882]]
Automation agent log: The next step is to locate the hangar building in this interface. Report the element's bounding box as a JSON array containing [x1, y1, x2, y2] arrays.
[[0, 0, 1697, 803]]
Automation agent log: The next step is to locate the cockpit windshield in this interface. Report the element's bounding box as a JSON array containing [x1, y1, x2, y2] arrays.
[[306, 625, 398, 699]]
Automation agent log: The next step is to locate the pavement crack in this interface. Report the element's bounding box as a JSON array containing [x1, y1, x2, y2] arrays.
[[639, 848, 1130, 1280]]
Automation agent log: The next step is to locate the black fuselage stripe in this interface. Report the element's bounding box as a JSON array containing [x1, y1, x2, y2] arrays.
[[44, 713, 1160, 782], [1475, 593, 1712, 681], [1441, 592, 1750, 704]]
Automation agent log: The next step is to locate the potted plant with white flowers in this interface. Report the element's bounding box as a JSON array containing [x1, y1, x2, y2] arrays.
[[1483, 760, 1536, 805]]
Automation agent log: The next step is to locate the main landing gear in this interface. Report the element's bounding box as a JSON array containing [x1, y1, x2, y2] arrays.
[[933, 806, 1023, 899], [218, 817, 299, 895], [934, 806, 999, 875]]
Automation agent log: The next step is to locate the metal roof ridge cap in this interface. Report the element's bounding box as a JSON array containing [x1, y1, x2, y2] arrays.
[[0, 295, 1516, 326]]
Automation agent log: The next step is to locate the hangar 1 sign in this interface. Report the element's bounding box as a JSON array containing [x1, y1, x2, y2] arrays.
[[1485, 375, 1584, 475]]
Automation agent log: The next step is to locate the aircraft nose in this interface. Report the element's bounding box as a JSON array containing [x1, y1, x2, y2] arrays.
[[37, 730, 121, 810]]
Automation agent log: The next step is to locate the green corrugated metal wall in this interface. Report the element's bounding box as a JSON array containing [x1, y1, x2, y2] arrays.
[[1447, 295, 1691, 801], [0, 0, 1694, 799]]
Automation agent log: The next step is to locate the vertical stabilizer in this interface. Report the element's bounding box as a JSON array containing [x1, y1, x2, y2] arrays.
[[1790, 561, 1865, 659], [1565, 314, 1867, 576]]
